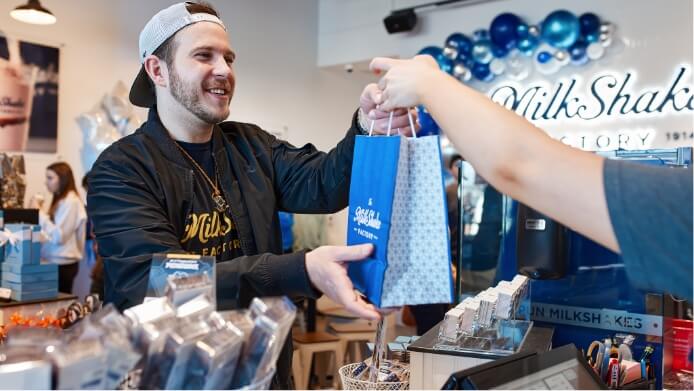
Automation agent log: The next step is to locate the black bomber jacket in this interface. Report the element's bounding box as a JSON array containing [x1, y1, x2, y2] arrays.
[[87, 107, 361, 388]]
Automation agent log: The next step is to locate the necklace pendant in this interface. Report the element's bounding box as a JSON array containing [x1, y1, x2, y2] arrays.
[[213, 193, 227, 212]]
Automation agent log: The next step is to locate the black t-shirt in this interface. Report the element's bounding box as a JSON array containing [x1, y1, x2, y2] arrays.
[[176, 139, 243, 260]]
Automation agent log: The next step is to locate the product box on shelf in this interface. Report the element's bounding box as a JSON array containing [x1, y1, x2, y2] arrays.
[[1, 262, 57, 275], [3, 223, 41, 264], [0, 209, 5, 264], [1, 270, 57, 283], [9, 288, 57, 302]]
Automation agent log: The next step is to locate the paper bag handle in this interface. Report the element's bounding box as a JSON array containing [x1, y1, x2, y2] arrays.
[[368, 109, 417, 138]]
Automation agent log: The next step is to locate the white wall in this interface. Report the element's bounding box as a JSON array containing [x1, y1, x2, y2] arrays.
[[0, 0, 375, 204], [319, 0, 693, 66]]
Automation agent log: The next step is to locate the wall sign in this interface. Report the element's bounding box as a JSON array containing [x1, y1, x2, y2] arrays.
[[418, 9, 693, 151]]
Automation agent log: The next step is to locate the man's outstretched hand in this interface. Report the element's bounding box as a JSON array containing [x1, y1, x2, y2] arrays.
[[305, 243, 380, 320]]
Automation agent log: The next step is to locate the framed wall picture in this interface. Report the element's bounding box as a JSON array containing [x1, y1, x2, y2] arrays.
[[0, 33, 60, 153]]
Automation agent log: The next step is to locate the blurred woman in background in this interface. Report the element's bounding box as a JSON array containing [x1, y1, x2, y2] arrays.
[[39, 162, 87, 294]]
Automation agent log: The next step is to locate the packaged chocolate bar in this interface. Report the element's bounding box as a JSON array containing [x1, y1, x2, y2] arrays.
[[249, 297, 296, 360], [5, 326, 63, 350], [219, 309, 254, 337], [140, 295, 214, 389], [80, 305, 140, 389], [146, 253, 215, 307], [0, 345, 52, 389], [165, 273, 213, 308], [229, 314, 279, 388], [180, 313, 244, 390], [48, 338, 107, 389], [123, 297, 176, 388], [156, 296, 217, 389]]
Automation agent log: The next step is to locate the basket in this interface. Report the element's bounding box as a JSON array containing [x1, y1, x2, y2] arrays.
[[339, 363, 409, 390]]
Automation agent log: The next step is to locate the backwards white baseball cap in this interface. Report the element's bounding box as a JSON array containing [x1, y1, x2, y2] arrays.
[[129, 2, 226, 107]]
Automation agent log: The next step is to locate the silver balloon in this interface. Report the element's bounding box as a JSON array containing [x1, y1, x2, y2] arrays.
[[528, 25, 540, 37], [102, 81, 141, 136], [472, 41, 493, 64], [489, 58, 506, 75], [505, 49, 531, 81], [442, 45, 459, 60], [586, 42, 605, 60], [77, 106, 122, 170], [554, 50, 570, 66], [452, 63, 471, 82], [600, 22, 613, 34], [599, 31, 613, 47]]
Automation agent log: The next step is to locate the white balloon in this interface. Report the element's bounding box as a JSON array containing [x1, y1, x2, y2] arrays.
[[536, 42, 556, 55], [489, 58, 506, 75], [535, 58, 561, 75], [586, 42, 605, 60], [505, 50, 531, 81]]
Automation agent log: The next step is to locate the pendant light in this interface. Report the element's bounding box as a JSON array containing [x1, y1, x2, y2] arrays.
[[10, 0, 56, 25]]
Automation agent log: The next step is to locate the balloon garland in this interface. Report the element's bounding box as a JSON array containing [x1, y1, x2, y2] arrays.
[[416, 10, 616, 135], [419, 10, 615, 84]]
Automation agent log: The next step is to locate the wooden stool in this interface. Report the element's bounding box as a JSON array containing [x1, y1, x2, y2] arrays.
[[329, 320, 377, 364], [293, 331, 344, 389], [292, 347, 303, 389]]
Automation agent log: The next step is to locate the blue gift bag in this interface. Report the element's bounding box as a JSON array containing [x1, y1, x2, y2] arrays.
[[347, 124, 454, 308]]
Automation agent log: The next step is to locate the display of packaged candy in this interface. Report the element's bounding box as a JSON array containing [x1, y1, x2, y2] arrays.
[[0, 287, 296, 389]]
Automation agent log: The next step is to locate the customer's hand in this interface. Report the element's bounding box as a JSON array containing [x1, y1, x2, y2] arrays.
[[305, 243, 381, 320], [369, 55, 441, 112], [359, 84, 419, 136]]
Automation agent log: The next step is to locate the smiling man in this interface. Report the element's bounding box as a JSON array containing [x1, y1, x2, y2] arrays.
[[86, 2, 416, 388]]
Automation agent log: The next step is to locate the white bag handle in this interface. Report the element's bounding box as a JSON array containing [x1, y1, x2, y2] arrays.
[[368, 109, 417, 138]]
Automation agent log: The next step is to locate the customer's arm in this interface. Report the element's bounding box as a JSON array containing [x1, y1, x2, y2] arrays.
[[370, 56, 619, 252], [40, 195, 85, 245]]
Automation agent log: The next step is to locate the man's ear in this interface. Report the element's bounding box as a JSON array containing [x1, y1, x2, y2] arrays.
[[143, 55, 168, 87]]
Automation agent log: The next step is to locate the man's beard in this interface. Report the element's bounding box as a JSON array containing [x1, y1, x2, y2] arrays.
[[169, 66, 230, 125]]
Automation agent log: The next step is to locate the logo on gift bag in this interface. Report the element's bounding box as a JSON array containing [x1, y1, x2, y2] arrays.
[[353, 200, 382, 230]]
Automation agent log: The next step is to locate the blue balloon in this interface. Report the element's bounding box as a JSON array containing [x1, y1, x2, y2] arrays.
[[417, 106, 440, 136], [472, 40, 493, 64], [569, 40, 588, 65], [584, 31, 600, 43], [445, 32, 473, 55], [536, 51, 552, 64], [418, 46, 443, 59], [541, 10, 581, 49], [492, 44, 509, 58], [473, 28, 489, 41], [437, 55, 454, 74], [516, 23, 529, 37], [490, 13, 522, 48], [517, 36, 538, 55], [579, 13, 601, 36], [471, 62, 493, 82], [456, 50, 474, 66]]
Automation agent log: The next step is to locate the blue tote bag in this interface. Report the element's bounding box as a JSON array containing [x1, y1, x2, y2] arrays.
[[347, 113, 454, 308]]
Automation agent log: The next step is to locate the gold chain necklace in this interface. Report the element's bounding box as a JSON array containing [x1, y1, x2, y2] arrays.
[[173, 141, 228, 213]]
